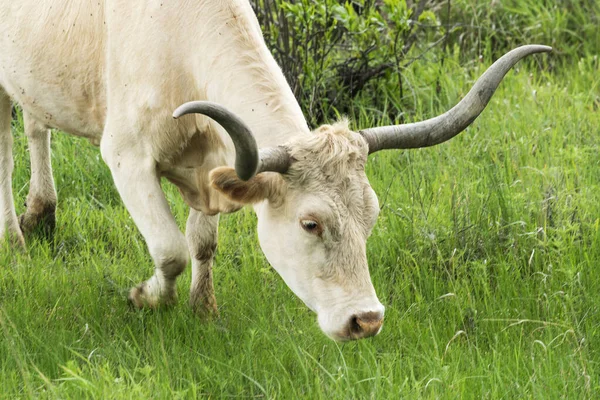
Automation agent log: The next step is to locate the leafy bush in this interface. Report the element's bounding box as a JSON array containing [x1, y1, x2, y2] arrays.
[[252, 0, 447, 124], [251, 0, 598, 125]]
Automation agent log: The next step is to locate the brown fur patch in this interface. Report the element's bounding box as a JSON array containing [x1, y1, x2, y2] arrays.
[[195, 241, 217, 263], [190, 265, 219, 318], [210, 167, 286, 205]]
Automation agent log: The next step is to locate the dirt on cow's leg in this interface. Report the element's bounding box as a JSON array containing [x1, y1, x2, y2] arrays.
[[19, 112, 57, 239], [101, 136, 189, 309], [0, 88, 25, 248], [19, 200, 56, 238], [186, 209, 219, 318], [128, 254, 185, 309]]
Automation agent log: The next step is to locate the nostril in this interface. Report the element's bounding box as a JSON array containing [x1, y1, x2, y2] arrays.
[[348, 315, 363, 336]]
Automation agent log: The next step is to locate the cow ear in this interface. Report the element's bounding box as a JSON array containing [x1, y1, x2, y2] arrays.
[[210, 167, 286, 205]]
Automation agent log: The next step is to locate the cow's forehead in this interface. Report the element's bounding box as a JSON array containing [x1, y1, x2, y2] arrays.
[[285, 121, 369, 187]]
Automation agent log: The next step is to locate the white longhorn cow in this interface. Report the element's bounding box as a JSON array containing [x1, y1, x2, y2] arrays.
[[0, 1, 550, 340]]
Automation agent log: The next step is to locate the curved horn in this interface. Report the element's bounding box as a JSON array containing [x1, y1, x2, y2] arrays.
[[360, 45, 552, 153], [173, 101, 291, 179]]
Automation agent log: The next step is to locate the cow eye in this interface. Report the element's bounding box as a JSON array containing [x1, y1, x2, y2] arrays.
[[300, 219, 320, 234]]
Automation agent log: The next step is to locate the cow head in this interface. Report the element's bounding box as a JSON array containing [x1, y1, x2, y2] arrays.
[[174, 45, 551, 341], [209, 122, 383, 340]]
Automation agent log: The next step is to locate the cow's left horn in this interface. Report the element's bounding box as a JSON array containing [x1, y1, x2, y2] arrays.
[[360, 45, 552, 153], [173, 101, 291, 180]]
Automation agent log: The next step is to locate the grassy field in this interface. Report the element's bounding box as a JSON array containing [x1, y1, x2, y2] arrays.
[[1, 54, 599, 398]]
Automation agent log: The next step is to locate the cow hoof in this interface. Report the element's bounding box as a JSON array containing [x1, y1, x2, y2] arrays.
[[190, 295, 219, 319], [19, 210, 56, 239], [128, 285, 153, 308], [128, 283, 177, 309]]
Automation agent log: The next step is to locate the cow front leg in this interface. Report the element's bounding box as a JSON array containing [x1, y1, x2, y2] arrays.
[[19, 112, 57, 238], [0, 89, 23, 247], [101, 141, 189, 308], [186, 209, 219, 317]]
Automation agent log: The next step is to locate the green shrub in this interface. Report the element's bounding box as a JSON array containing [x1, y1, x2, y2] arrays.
[[251, 0, 598, 125], [253, 0, 447, 124]]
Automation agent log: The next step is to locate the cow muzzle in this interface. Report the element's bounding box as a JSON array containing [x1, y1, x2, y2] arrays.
[[319, 303, 385, 341], [347, 310, 384, 340]]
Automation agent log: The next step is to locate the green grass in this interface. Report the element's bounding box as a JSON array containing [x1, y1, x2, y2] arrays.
[[1, 57, 599, 398]]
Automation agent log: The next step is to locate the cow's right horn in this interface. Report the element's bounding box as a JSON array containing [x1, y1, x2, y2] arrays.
[[359, 45, 552, 153], [173, 101, 292, 180]]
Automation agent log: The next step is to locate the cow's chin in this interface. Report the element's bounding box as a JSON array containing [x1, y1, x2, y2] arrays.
[[262, 267, 386, 340], [261, 263, 386, 341]]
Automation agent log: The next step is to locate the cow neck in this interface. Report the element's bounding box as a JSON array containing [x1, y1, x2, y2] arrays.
[[192, 1, 311, 148]]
